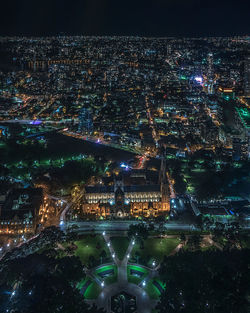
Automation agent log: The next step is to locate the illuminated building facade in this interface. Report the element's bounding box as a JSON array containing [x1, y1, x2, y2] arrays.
[[218, 86, 235, 100], [82, 173, 170, 218]]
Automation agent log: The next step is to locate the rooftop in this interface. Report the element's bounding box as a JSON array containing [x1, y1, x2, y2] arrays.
[[85, 184, 161, 194]]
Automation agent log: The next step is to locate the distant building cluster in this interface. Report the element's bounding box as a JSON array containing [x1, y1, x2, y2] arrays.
[[0, 36, 249, 159], [0, 36, 250, 228]]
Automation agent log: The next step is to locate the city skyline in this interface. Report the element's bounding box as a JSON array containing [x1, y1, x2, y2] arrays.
[[0, 4, 249, 312]]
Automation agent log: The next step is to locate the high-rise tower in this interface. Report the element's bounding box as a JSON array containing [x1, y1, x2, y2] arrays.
[[78, 107, 93, 134], [207, 53, 214, 94]]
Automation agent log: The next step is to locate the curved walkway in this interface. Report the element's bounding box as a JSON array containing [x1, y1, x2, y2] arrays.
[[94, 234, 158, 313]]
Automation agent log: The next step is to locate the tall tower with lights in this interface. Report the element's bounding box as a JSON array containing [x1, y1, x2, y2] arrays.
[[207, 53, 214, 94]]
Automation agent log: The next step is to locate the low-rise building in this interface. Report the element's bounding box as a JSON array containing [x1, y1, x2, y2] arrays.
[[0, 188, 44, 235]]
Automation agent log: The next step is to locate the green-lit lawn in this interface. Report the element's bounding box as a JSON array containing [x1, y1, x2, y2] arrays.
[[95, 265, 118, 285], [131, 237, 180, 265], [110, 236, 129, 260], [145, 282, 161, 300], [84, 281, 101, 299], [127, 265, 148, 285], [77, 278, 101, 299], [74, 235, 109, 265], [145, 279, 165, 300], [95, 265, 115, 274]]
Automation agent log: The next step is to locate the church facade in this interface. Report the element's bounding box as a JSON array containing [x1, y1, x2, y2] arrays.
[[82, 175, 170, 218]]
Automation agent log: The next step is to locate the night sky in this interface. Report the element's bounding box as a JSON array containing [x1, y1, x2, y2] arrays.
[[0, 0, 249, 37]]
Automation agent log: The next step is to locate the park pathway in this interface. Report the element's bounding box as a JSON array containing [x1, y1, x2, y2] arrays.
[[96, 234, 158, 313]]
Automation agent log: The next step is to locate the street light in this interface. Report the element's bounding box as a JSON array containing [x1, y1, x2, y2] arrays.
[[101, 281, 105, 287], [132, 240, 135, 245], [127, 254, 130, 258], [142, 281, 146, 287], [103, 231, 106, 236], [112, 253, 115, 258], [107, 242, 110, 247], [152, 261, 156, 267]]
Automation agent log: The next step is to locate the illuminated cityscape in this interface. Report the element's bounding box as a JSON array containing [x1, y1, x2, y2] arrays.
[[0, 1, 250, 312]]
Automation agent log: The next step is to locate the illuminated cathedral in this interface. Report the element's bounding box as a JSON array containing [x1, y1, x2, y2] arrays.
[[81, 155, 170, 218]]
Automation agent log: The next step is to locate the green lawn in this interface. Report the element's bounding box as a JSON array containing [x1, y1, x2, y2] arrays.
[[110, 236, 130, 260], [145, 279, 165, 300], [74, 235, 109, 265], [145, 280, 161, 300], [131, 237, 181, 265], [95, 265, 118, 285], [84, 281, 101, 299], [95, 265, 115, 274], [127, 265, 148, 285], [77, 278, 101, 299]]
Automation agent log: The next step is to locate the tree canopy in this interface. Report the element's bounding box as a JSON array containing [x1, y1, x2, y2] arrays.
[[157, 249, 250, 313]]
